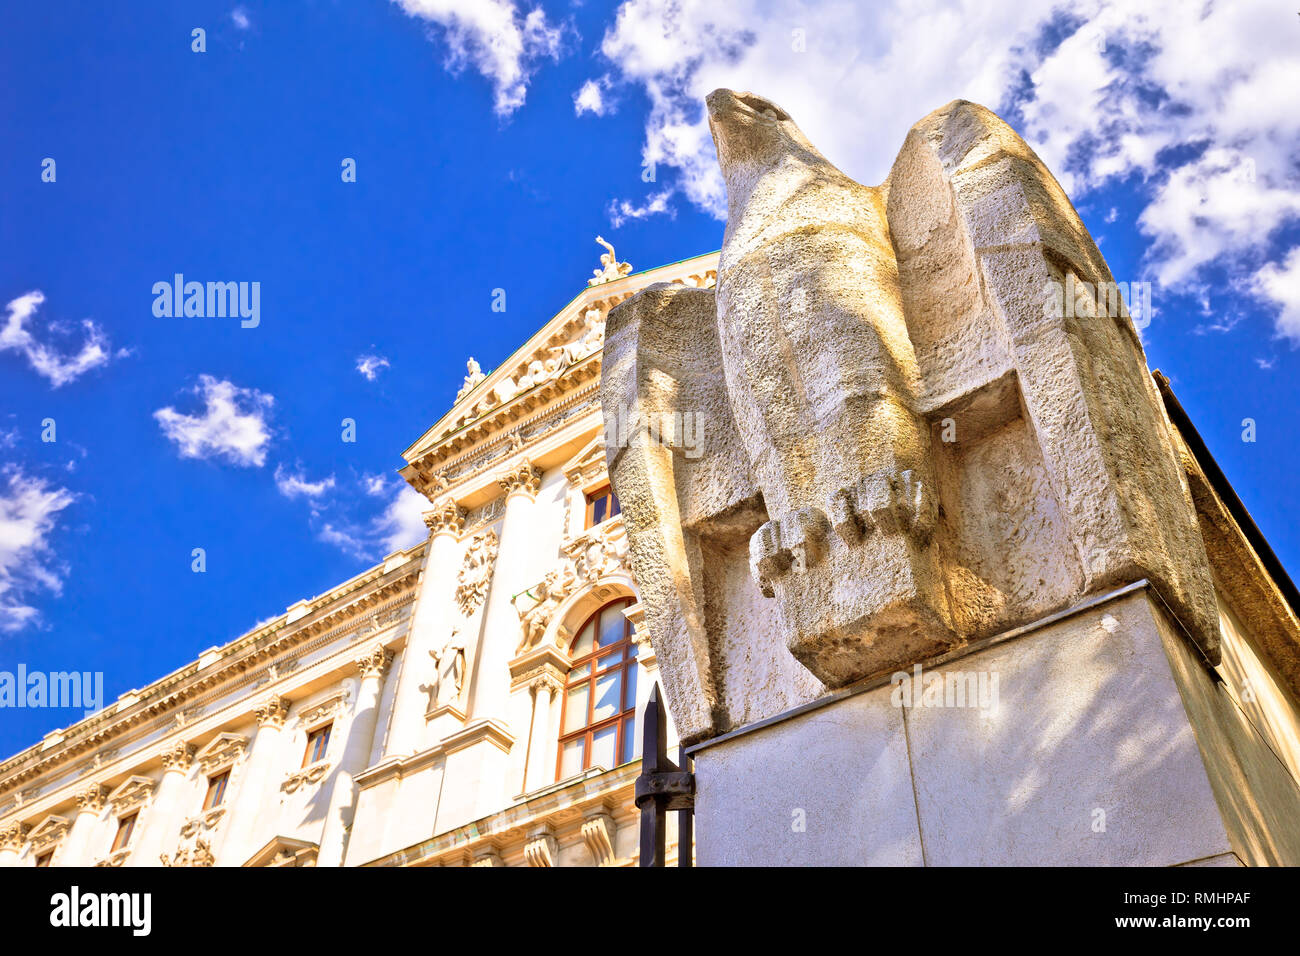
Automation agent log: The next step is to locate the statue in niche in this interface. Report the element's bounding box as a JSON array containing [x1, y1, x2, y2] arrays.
[[425, 628, 465, 711], [589, 236, 632, 286]]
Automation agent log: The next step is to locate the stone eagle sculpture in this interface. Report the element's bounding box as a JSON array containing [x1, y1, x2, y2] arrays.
[[602, 90, 1220, 743]]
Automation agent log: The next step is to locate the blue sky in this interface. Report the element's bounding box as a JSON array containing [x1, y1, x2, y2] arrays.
[[2, 0, 1297, 759]]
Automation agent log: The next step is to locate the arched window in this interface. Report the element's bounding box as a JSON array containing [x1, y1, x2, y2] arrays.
[[557, 597, 640, 779]]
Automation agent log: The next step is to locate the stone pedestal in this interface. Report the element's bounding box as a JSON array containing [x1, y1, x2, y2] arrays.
[[691, 586, 1300, 866]]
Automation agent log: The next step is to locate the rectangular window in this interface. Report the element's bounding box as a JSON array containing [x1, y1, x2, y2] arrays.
[[584, 485, 620, 529], [203, 770, 230, 810], [111, 813, 137, 852], [303, 724, 332, 767], [35, 851, 53, 867]]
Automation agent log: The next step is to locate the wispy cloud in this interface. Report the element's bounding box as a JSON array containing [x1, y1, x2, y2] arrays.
[[231, 7, 251, 30], [356, 353, 391, 381], [391, 0, 568, 117], [154, 375, 274, 467], [274, 464, 336, 501], [0, 467, 75, 633], [1, 290, 121, 387]]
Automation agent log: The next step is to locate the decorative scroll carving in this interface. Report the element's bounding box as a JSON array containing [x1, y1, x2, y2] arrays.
[[562, 519, 630, 584], [0, 822, 30, 852], [523, 829, 557, 867], [296, 691, 348, 728], [281, 762, 331, 794], [581, 813, 617, 866], [455, 531, 499, 616], [179, 806, 226, 838]]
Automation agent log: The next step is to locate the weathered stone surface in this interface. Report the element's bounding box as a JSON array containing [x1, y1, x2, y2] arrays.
[[603, 89, 1223, 742]]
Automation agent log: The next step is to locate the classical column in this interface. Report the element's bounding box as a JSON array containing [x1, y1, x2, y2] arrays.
[[0, 823, 30, 867], [523, 674, 563, 792], [135, 742, 194, 865], [221, 696, 290, 866], [317, 644, 393, 868], [388, 499, 466, 755], [470, 460, 543, 721], [64, 783, 109, 865]]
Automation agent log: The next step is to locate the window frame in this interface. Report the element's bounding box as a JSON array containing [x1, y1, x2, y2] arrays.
[[555, 597, 639, 782], [34, 850, 53, 867], [583, 483, 620, 530], [110, 812, 138, 853], [302, 722, 332, 768], [203, 769, 230, 810]]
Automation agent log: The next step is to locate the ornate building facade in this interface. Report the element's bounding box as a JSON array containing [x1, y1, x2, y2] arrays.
[[0, 247, 717, 868]]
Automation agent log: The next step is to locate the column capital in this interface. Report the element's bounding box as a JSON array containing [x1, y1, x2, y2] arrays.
[[254, 696, 292, 729], [423, 498, 467, 537], [355, 644, 394, 680], [497, 460, 543, 500], [0, 822, 31, 852], [75, 783, 109, 813], [160, 741, 195, 773]]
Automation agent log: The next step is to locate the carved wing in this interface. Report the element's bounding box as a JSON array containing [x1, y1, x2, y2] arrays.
[[601, 283, 758, 741]]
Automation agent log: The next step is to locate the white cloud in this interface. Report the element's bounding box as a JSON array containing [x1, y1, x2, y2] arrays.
[[362, 473, 391, 497], [1, 290, 119, 387], [608, 187, 674, 228], [1254, 248, 1300, 344], [574, 76, 615, 116], [154, 375, 274, 467], [0, 467, 75, 633], [274, 464, 336, 500], [376, 484, 431, 554], [588, 0, 1300, 338], [356, 353, 391, 380], [231, 7, 251, 30], [392, 0, 567, 117]]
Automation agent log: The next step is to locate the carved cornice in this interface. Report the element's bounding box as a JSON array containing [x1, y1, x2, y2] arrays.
[[75, 783, 109, 813], [160, 742, 195, 773], [255, 696, 292, 729], [423, 499, 467, 536], [497, 460, 543, 500], [508, 644, 570, 694], [355, 645, 394, 680], [0, 557, 421, 796]]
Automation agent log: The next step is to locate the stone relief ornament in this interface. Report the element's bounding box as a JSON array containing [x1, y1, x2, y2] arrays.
[[455, 531, 499, 616], [562, 521, 630, 584], [551, 308, 606, 368], [602, 89, 1221, 744], [456, 357, 486, 401], [588, 235, 632, 286], [514, 565, 579, 654], [160, 838, 214, 867], [424, 627, 466, 711]]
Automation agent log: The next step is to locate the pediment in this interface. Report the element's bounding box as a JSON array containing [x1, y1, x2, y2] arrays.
[[563, 435, 609, 489], [194, 732, 248, 773], [106, 774, 156, 814], [28, 813, 72, 850], [245, 835, 318, 868]]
